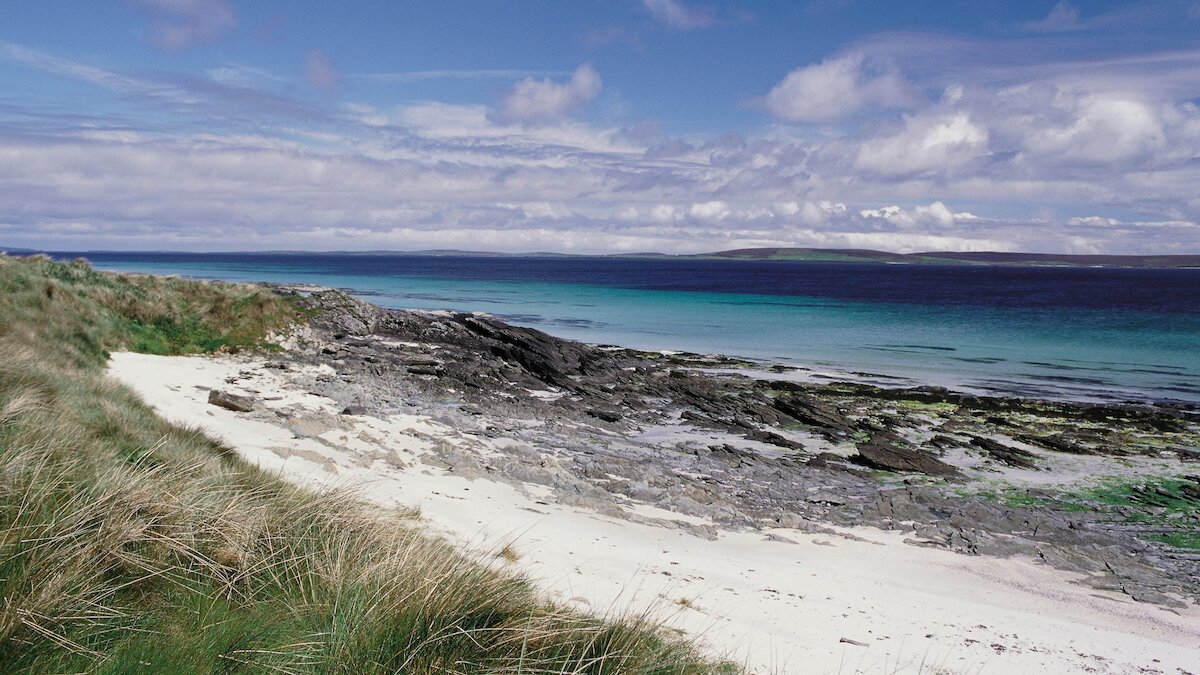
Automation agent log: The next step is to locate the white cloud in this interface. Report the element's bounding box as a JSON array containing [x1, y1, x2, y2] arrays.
[[615, 204, 683, 223], [648, 204, 681, 222], [1068, 216, 1121, 226], [354, 69, 562, 84], [0, 42, 201, 105], [777, 201, 847, 225], [131, 0, 236, 51], [640, 0, 715, 30], [490, 64, 602, 126], [860, 202, 957, 228], [689, 201, 730, 221], [854, 113, 989, 178], [1024, 1, 1085, 33], [1022, 94, 1165, 164], [304, 49, 339, 92], [207, 64, 286, 87], [4, 41, 1200, 255], [499, 201, 575, 220], [764, 53, 915, 123]]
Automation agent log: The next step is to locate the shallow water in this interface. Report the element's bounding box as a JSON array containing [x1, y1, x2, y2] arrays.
[[63, 252, 1200, 405]]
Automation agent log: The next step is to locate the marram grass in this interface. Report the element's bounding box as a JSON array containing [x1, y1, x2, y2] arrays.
[[0, 253, 731, 673]]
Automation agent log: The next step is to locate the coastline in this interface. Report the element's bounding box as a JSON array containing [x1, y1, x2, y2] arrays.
[[107, 350, 1200, 673], [68, 252, 1200, 408], [105, 285, 1200, 674]]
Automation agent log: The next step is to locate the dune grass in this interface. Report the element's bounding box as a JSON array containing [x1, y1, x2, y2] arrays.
[[0, 253, 729, 673]]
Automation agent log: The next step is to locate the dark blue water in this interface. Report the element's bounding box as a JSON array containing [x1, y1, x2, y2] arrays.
[[56, 252, 1200, 405]]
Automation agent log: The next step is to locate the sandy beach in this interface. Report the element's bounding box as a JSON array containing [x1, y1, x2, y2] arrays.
[[109, 350, 1200, 674]]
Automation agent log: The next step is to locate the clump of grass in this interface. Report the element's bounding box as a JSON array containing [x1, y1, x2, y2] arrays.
[[0, 253, 298, 364], [0, 254, 730, 673], [496, 543, 521, 563]]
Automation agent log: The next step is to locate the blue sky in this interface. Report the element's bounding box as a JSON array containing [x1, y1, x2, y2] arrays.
[[2, 0, 1199, 254]]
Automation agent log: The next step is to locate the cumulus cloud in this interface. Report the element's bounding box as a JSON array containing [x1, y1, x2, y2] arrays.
[[1021, 93, 1165, 164], [854, 112, 990, 178], [490, 64, 602, 126], [689, 201, 730, 221], [859, 202, 957, 228], [640, 0, 715, 30], [764, 53, 915, 123], [304, 49, 339, 92], [131, 0, 236, 51]]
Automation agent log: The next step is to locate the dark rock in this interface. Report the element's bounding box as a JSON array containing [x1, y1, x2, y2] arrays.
[[852, 434, 962, 478], [1015, 433, 1098, 456], [742, 429, 805, 451], [207, 389, 255, 413], [586, 408, 622, 423], [927, 434, 961, 451], [771, 394, 855, 437], [340, 405, 369, 416], [457, 314, 608, 389], [969, 436, 1039, 469]]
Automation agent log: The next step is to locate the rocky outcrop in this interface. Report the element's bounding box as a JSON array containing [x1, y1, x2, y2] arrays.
[[266, 286, 1200, 607]]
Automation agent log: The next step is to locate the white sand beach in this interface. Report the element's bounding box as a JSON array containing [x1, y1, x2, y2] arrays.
[[109, 351, 1200, 674]]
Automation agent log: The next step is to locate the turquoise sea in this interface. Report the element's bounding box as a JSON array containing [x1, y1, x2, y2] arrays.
[[58, 252, 1200, 406]]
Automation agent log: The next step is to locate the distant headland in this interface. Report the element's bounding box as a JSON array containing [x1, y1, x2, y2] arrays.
[[6, 246, 1199, 268]]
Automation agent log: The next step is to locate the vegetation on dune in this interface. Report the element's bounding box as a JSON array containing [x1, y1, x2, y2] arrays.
[[0, 253, 728, 673]]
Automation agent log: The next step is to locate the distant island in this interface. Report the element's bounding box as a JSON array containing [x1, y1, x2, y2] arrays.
[[7, 245, 1199, 268], [693, 247, 1200, 268]]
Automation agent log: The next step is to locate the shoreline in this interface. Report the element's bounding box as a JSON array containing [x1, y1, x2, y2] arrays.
[[108, 349, 1200, 673], [102, 284, 1200, 673], [69, 258, 1200, 408]]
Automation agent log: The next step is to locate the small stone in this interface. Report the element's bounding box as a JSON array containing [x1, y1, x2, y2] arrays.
[[839, 637, 868, 647]]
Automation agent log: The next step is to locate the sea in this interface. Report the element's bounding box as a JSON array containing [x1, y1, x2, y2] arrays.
[[52, 252, 1200, 406]]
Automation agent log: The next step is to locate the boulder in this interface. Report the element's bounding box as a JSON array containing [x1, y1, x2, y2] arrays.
[[207, 389, 255, 413]]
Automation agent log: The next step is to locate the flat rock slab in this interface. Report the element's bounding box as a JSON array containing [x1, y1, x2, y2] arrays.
[[853, 434, 962, 478], [207, 389, 256, 413]]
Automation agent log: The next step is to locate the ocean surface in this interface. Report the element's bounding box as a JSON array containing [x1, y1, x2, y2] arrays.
[[55, 252, 1200, 405]]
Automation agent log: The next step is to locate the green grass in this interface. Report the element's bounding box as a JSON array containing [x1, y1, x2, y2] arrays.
[[1069, 475, 1200, 524], [893, 400, 958, 415], [0, 253, 730, 673], [968, 475, 1200, 548]]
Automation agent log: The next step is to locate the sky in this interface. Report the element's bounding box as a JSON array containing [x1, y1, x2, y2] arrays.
[[2, 1, 1199, 254]]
